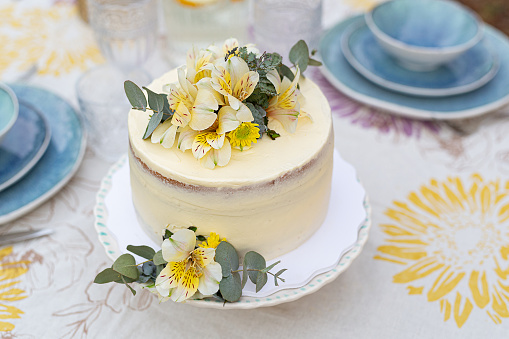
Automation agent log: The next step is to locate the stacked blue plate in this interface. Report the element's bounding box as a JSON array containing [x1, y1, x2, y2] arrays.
[[319, 5, 509, 119], [0, 84, 86, 224]]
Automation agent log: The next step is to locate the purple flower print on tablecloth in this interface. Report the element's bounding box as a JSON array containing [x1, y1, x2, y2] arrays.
[[310, 70, 441, 138]]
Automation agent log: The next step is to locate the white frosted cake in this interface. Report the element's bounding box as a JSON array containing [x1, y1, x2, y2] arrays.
[[128, 68, 333, 260]]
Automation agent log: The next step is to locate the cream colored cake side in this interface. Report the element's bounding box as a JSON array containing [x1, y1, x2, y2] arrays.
[[129, 131, 333, 260]]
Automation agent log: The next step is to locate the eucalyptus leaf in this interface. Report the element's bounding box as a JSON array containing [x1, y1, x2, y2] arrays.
[[289, 40, 309, 72], [112, 254, 139, 280], [159, 93, 173, 115], [278, 64, 295, 82], [124, 81, 147, 111], [243, 251, 266, 284], [143, 87, 165, 113], [142, 110, 163, 140], [142, 261, 156, 276], [153, 250, 167, 265], [255, 270, 268, 292], [121, 276, 137, 296], [261, 260, 281, 274], [127, 245, 156, 260], [114, 275, 136, 284], [308, 57, 322, 66], [275, 268, 287, 277], [188, 226, 197, 232], [241, 264, 248, 289], [215, 241, 239, 277], [94, 268, 121, 284], [219, 273, 242, 302]]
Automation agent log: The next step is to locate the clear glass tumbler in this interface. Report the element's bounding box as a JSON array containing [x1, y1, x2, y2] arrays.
[[253, 0, 322, 59]]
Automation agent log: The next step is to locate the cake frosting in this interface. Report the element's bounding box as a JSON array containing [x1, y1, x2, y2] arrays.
[[128, 69, 333, 260]]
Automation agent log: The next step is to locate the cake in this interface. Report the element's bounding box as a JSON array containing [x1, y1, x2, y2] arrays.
[[127, 45, 333, 261]]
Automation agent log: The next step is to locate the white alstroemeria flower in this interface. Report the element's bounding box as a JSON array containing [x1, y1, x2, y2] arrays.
[[192, 132, 232, 169], [265, 68, 301, 133], [186, 46, 213, 84], [207, 38, 259, 61], [151, 118, 178, 148], [164, 67, 218, 131], [155, 229, 222, 302]]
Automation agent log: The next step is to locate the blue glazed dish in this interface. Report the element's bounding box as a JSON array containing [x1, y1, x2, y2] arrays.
[[319, 15, 509, 120], [0, 83, 19, 143], [0, 101, 51, 191], [0, 85, 86, 224], [342, 20, 499, 97], [365, 0, 483, 70]]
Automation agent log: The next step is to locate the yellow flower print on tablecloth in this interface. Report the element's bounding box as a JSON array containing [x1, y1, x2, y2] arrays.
[[375, 174, 509, 328], [0, 247, 31, 332], [0, 3, 103, 77]]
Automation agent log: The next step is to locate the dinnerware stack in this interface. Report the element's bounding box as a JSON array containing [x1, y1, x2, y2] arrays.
[[345, 0, 497, 98], [319, 0, 509, 120], [0, 84, 86, 224]]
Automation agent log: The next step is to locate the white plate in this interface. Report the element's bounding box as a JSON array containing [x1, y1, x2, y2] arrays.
[[95, 151, 371, 309]]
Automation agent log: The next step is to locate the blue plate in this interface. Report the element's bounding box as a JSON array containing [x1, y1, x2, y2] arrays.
[[0, 85, 86, 224], [0, 83, 19, 143], [320, 15, 509, 120], [342, 20, 499, 97], [0, 101, 51, 191]]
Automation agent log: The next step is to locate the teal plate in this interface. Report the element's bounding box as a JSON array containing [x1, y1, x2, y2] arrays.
[[0, 101, 51, 191], [320, 15, 509, 120], [0, 83, 19, 142], [0, 85, 86, 224]]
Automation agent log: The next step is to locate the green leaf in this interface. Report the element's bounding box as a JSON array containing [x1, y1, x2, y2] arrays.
[[289, 40, 310, 72], [261, 260, 281, 274], [160, 93, 173, 115], [142, 110, 163, 140], [188, 226, 197, 232], [112, 254, 139, 280], [143, 87, 165, 113], [308, 57, 322, 66], [163, 229, 173, 240], [124, 81, 147, 111], [94, 268, 121, 284], [258, 52, 282, 75], [127, 245, 156, 260], [219, 273, 242, 302], [275, 268, 287, 277], [241, 264, 248, 289], [246, 88, 270, 109], [153, 250, 166, 265], [266, 128, 280, 140], [215, 242, 239, 277], [243, 251, 266, 284], [255, 270, 268, 292], [257, 77, 278, 96], [121, 276, 137, 296], [245, 102, 267, 135], [196, 235, 207, 242], [278, 64, 295, 82]]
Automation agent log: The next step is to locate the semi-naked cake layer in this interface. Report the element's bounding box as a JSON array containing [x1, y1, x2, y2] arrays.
[[128, 70, 333, 260]]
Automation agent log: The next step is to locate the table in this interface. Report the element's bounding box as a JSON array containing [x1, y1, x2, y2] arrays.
[[1, 0, 509, 337]]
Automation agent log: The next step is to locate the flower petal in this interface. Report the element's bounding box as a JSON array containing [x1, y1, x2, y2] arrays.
[[151, 118, 173, 144], [206, 132, 225, 149], [191, 247, 215, 267], [177, 127, 199, 152], [170, 265, 200, 302], [192, 133, 212, 159], [189, 89, 218, 130], [266, 69, 281, 93], [161, 124, 178, 149], [268, 108, 299, 133], [233, 71, 259, 101], [161, 229, 196, 262], [198, 261, 222, 296], [197, 77, 225, 105], [217, 106, 241, 134], [172, 102, 192, 127], [200, 139, 231, 169], [236, 102, 254, 123], [155, 262, 181, 298], [227, 56, 249, 87]]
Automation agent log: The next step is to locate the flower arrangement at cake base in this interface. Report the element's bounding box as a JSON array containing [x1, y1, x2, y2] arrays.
[[94, 226, 286, 303]]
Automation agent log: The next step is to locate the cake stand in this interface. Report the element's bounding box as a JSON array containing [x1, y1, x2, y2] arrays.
[[94, 151, 371, 309]]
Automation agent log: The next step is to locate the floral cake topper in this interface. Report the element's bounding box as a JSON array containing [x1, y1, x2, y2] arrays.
[[125, 38, 321, 169], [94, 226, 286, 303]]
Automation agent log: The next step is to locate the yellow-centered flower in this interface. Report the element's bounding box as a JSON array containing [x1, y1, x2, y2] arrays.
[[228, 122, 260, 151], [266, 68, 301, 133], [192, 131, 232, 169], [198, 232, 226, 249], [155, 229, 222, 302]]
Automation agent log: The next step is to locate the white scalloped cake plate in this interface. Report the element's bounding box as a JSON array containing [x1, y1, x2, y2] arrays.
[[94, 150, 371, 309]]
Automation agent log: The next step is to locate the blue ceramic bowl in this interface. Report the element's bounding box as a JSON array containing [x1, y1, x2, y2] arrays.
[[0, 83, 19, 144], [365, 0, 483, 71]]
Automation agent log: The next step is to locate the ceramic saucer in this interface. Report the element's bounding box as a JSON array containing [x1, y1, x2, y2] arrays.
[[0, 83, 18, 143], [0, 85, 86, 224], [320, 15, 509, 120], [95, 152, 371, 309], [342, 20, 499, 97], [0, 101, 51, 192]]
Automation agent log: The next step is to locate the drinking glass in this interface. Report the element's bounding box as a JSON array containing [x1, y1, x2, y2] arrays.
[[162, 0, 249, 67], [77, 0, 158, 161], [253, 0, 322, 59]]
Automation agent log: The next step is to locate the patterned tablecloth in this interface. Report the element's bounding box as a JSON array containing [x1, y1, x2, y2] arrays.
[[1, 0, 509, 337]]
